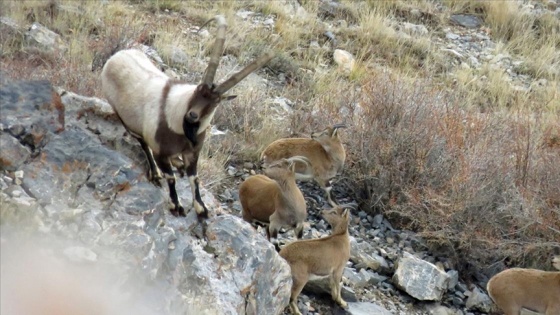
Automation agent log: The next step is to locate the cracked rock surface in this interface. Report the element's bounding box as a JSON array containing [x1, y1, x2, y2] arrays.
[[0, 80, 291, 314]]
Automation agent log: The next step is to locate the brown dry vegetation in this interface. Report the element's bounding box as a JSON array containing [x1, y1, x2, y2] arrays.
[[1, 0, 559, 281]]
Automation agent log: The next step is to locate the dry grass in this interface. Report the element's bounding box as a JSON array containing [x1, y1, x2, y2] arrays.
[[1, 0, 559, 279]]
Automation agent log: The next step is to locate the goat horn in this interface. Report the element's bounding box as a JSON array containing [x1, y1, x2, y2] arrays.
[[332, 123, 347, 129], [215, 51, 276, 95], [201, 15, 227, 86], [338, 202, 358, 210], [287, 155, 311, 167]]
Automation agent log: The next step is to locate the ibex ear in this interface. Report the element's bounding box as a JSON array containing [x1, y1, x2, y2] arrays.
[[222, 95, 237, 101], [342, 208, 350, 219]]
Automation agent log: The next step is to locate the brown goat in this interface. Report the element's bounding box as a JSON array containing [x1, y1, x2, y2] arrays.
[[239, 156, 310, 248], [260, 124, 346, 206], [486, 255, 560, 315], [279, 204, 353, 315]]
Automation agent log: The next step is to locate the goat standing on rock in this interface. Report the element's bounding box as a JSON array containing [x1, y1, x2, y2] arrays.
[[239, 156, 311, 249], [101, 15, 275, 219], [279, 204, 353, 315], [261, 124, 347, 207]]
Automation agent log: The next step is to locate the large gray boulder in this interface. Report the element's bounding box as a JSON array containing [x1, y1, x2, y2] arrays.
[[0, 80, 292, 314], [392, 252, 450, 301]]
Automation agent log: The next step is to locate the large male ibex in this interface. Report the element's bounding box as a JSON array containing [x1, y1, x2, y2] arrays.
[[101, 16, 275, 219]]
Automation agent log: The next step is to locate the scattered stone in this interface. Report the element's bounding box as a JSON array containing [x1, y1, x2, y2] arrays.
[[402, 22, 428, 36], [333, 49, 355, 75], [160, 45, 189, 67], [393, 252, 450, 301], [346, 302, 392, 315], [446, 270, 459, 290], [269, 96, 294, 113], [446, 32, 460, 40], [0, 134, 31, 171], [425, 303, 458, 315], [24, 22, 67, 53], [343, 267, 362, 284], [304, 277, 357, 303], [465, 286, 492, 313], [236, 9, 253, 20], [318, 1, 357, 23]]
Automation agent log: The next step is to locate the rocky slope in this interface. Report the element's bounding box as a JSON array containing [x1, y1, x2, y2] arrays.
[[2, 0, 559, 314], [1, 80, 492, 315], [0, 80, 291, 315]]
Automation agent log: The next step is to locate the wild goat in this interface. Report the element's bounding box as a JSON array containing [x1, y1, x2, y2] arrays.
[[239, 156, 310, 248], [101, 16, 275, 219], [279, 204, 353, 315], [260, 124, 346, 207], [486, 255, 560, 315]]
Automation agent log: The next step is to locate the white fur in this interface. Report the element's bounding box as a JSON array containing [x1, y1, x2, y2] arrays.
[[165, 85, 196, 135], [101, 49, 199, 156]]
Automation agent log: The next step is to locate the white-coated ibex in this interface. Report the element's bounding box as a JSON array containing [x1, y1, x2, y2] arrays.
[[239, 156, 310, 249], [101, 16, 275, 219], [260, 124, 346, 207], [486, 255, 560, 315], [279, 204, 354, 315]]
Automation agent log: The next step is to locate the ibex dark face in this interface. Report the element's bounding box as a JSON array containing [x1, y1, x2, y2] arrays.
[[183, 84, 237, 145]]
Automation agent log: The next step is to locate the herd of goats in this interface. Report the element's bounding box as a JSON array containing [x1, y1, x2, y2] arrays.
[[97, 15, 560, 315]]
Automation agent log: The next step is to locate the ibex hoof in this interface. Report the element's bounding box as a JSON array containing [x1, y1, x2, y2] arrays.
[[170, 205, 186, 217], [338, 300, 348, 309], [148, 172, 163, 187], [177, 168, 186, 178]]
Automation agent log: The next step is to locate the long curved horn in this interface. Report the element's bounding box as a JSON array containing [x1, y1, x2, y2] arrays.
[[215, 51, 276, 95], [201, 15, 227, 86], [338, 202, 358, 210], [332, 123, 347, 129], [286, 155, 311, 168]]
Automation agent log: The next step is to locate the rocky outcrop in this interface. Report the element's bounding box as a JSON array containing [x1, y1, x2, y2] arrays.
[[0, 80, 292, 314]]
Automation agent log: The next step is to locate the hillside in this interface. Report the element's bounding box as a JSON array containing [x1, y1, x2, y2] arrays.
[[1, 0, 559, 314]]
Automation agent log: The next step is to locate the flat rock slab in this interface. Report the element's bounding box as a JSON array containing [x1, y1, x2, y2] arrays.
[[450, 14, 482, 29], [346, 302, 392, 315]]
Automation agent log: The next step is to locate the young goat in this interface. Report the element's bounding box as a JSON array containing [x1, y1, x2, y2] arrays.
[[239, 156, 310, 248], [486, 255, 560, 315], [101, 16, 275, 219], [279, 204, 353, 315], [260, 124, 346, 207]]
